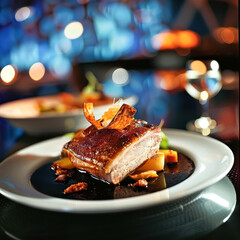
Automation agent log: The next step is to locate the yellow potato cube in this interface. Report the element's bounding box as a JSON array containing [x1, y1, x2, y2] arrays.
[[52, 157, 75, 169], [158, 149, 178, 163], [137, 153, 165, 172]]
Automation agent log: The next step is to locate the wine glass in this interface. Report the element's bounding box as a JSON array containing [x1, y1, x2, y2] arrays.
[[185, 60, 222, 136]]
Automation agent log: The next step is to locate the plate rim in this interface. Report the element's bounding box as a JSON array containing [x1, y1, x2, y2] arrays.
[[0, 129, 234, 213]]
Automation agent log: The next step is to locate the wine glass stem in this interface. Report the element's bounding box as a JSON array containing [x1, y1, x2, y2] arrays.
[[200, 100, 210, 118]]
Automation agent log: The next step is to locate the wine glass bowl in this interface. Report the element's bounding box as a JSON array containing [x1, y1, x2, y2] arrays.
[[185, 60, 222, 136]]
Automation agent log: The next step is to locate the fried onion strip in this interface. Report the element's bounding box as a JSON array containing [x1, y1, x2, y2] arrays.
[[100, 100, 122, 127], [83, 103, 102, 129], [105, 104, 136, 130], [83, 102, 136, 130]]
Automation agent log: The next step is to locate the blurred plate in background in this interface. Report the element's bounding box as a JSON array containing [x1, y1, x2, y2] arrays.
[[0, 95, 138, 136]]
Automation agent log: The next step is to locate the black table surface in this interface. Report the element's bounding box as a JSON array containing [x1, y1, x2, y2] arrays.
[[0, 133, 239, 240]]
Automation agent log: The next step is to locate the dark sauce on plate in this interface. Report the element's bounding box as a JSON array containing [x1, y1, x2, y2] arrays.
[[31, 152, 194, 200]]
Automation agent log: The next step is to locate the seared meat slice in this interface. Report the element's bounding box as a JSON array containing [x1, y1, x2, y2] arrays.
[[62, 119, 161, 184]]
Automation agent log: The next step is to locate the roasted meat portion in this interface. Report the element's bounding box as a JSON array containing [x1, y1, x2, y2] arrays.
[[62, 118, 161, 184]]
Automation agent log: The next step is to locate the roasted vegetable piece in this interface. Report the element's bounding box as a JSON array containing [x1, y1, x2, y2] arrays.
[[129, 170, 158, 180], [160, 131, 168, 149], [51, 157, 75, 170], [136, 153, 165, 172], [158, 149, 178, 163]]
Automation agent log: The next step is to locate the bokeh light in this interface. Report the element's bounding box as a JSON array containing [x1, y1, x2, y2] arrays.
[[0, 65, 16, 84], [15, 7, 33, 22], [0, 0, 173, 72], [210, 60, 219, 71], [102, 2, 132, 27], [220, 28, 235, 44], [213, 27, 238, 44], [110, 30, 135, 56], [0, 0, 238, 88], [151, 30, 200, 50], [112, 68, 129, 85], [190, 61, 207, 75], [64, 21, 84, 39], [154, 71, 186, 92], [29, 62, 45, 81], [94, 15, 116, 41], [200, 91, 209, 101], [135, 9, 153, 23], [178, 30, 200, 48], [151, 31, 177, 50]]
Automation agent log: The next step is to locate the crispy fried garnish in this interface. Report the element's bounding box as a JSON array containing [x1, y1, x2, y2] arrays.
[[131, 179, 148, 188], [55, 169, 68, 175], [105, 104, 136, 129], [100, 100, 122, 127], [83, 103, 103, 129], [129, 170, 158, 180], [84, 101, 136, 130], [64, 182, 88, 194], [55, 174, 69, 182], [54, 168, 75, 182]]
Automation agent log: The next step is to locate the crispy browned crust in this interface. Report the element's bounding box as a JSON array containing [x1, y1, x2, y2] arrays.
[[63, 119, 160, 171], [63, 182, 88, 194], [105, 104, 136, 129], [131, 179, 148, 188], [83, 103, 136, 130]]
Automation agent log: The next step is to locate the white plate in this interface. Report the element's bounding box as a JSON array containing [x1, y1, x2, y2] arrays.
[[0, 95, 138, 135], [0, 129, 234, 213]]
